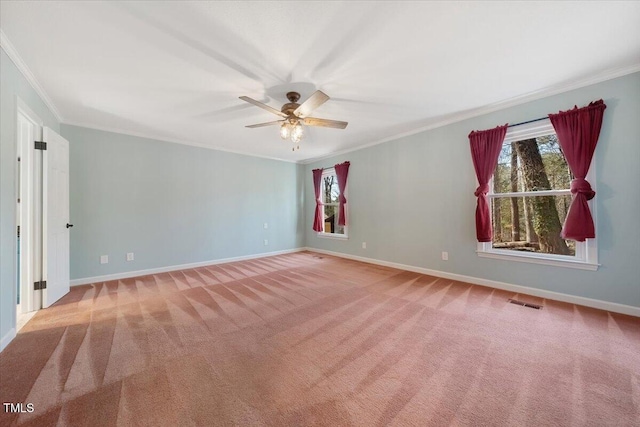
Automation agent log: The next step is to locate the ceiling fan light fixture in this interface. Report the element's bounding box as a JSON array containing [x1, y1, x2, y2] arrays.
[[279, 122, 291, 140], [291, 122, 304, 143]]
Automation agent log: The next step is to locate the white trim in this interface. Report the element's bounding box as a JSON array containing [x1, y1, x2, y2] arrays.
[[503, 119, 554, 143], [16, 99, 44, 315], [0, 30, 63, 122], [490, 189, 571, 198], [316, 233, 349, 240], [477, 249, 599, 271], [301, 64, 640, 165], [70, 248, 304, 286], [62, 121, 298, 164], [16, 98, 44, 127], [502, 118, 556, 145], [304, 247, 640, 318], [0, 328, 17, 353]]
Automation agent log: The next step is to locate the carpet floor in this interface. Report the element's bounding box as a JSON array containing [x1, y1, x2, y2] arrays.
[[1, 251, 639, 426]]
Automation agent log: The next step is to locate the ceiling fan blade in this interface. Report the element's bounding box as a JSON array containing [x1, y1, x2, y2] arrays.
[[303, 117, 348, 129], [294, 90, 330, 117], [245, 120, 284, 128], [239, 96, 287, 118]]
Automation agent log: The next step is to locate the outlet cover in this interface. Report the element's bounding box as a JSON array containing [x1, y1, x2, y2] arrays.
[[362, 242, 367, 249], [100, 255, 109, 264], [264, 239, 268, 246], [263, 222, 268, 229], [126, 253, 134, 261], [441, 251, 449, 261]]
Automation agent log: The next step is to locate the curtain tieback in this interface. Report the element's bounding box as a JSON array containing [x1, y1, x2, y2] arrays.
[[339, 195, 347, 204], [570, 178, 595, 200], [474, 184, 490, 197]]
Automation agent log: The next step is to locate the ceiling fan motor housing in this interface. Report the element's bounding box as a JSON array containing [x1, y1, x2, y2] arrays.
[[281, 92, 302, 116]]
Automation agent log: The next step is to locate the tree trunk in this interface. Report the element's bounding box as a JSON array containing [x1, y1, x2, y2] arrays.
[[323, 176, 334, 203], [523, 198, 538, 243], [514, 139, 569, 255], [510, 143, 520, 242]]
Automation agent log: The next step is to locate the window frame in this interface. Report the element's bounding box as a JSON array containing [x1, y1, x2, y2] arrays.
[[476, 119, 599, 271], [317, 167, 348, 239]]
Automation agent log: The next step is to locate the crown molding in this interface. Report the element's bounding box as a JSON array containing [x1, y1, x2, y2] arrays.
[[0, 30, 64, 122], [300, 63, 640, 165], [62, 120, 298, 164]]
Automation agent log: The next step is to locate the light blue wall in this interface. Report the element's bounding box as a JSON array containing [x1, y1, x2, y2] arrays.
[[0, 49, 60, 342], [61, 125, 305, 280], [305, 72, 640, 308]]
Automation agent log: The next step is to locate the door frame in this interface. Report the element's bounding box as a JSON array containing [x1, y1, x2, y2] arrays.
[[16, 97, 43, 316]]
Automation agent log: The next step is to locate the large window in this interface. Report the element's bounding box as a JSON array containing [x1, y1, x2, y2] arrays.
[[319, 167, 347, 237], [477, 120, 597, 270]]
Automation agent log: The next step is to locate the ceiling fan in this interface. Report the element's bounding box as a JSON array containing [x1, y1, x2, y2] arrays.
[[239, 91, 348, 150]]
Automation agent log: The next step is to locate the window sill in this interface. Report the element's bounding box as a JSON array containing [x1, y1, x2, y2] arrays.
[[316, 233, 348, 240], [477, 250, 599, 271]]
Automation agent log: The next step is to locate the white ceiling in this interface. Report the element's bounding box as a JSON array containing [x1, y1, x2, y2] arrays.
[[2, 1, 639, 162]]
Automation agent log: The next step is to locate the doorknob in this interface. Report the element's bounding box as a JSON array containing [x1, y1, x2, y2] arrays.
[[66, 223, 74, 229]]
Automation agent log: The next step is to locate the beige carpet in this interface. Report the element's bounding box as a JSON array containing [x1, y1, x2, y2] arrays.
[[1, 251, 639, 426]]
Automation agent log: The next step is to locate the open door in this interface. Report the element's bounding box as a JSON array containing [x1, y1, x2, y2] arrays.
[[42, 127, 70, 308]]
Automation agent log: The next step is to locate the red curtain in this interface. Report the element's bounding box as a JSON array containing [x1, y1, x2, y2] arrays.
[[469, 125, 508, 242], [549, 100, 606, 241], [312, 168, 324, 232], [334, 161, 350, 226]]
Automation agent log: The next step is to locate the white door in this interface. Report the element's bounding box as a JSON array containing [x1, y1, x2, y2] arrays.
[[42, 127, 70, 308]]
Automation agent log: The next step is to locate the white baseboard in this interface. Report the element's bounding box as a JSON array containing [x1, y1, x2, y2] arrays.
[[0, 328, 17, 353], [305, 247, 640, 318], [70, 248, 305, 286]]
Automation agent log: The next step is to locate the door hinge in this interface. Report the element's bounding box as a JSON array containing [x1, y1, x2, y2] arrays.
[[17, 225, 20, 238], [34, 141, 47, 150], [34, 280, 47, 290]]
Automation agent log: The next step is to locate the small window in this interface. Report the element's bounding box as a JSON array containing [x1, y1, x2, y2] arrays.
[[477, 120, 598, 270], [319, 168, 347, 237]]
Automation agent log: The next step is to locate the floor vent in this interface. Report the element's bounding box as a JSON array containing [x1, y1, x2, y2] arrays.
[[508, 299, 542, 310]]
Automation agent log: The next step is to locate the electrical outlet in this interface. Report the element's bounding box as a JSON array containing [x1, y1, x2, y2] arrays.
[[264, 239, 268, 246], [362, 242, 367, 249], [441, 251, 449, 261], [126, 252, 134, 261], [263, 222, 268, 229], [100, 255, 109, 264]]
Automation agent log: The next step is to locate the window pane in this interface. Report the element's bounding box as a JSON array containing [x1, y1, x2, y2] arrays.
[[322, 174, 340, 204], [495, 134, 572, 193], [491, 195, 575, 256], [323, 205, 345, 234]]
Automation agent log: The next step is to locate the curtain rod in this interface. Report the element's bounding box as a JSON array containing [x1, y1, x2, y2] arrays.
[[507, 116, 548, 128]]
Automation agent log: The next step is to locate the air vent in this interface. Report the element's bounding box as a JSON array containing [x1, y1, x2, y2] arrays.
[[508, 299, 542, 310]]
